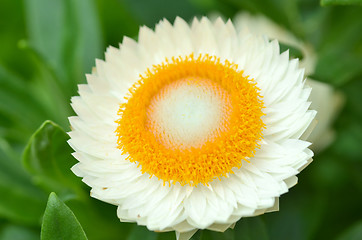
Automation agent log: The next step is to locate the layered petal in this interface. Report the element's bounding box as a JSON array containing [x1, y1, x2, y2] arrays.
[[68, 17, 315, 240]]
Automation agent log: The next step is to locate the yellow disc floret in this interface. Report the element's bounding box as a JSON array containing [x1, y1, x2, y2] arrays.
[[116, 54, 265, 186]]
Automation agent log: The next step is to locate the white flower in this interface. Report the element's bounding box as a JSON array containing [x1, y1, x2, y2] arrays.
[[233, 12, 343, 152], [68, 17, 315, 240]]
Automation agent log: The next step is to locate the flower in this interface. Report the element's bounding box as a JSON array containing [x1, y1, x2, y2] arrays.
[[68, 17, 316, 240], [233, 12, 344, 152]]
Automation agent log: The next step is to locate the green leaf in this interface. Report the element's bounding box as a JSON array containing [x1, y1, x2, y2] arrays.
[[0, 65, 51, 143], [337, 221, 362, 240], [63, 0, 104, 82], [18, 42, 73, 129], [313, 7, 362, 86], [0, 0, 34, 79], [23, 122, 133, 239], [21, 0, 104, 129], [0, 138, 46, 225], [65, 199, 133, 240], [24, 0, 65, 75], [23, 120, 84, 201], [41, 192, 87, 240], [321, 0, 362, 6], [24, 0, 103, 83]]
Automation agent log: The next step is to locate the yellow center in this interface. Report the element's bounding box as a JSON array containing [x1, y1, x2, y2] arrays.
[[116, 54, 265, 186]]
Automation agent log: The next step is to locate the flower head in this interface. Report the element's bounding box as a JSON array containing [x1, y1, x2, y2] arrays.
[[68, 17, 315, 239]]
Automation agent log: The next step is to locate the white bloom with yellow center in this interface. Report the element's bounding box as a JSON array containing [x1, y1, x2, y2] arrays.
[[68, 17, 316, 240]]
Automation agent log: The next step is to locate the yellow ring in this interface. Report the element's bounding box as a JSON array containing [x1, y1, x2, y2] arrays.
[[116, 54, 265, 186]]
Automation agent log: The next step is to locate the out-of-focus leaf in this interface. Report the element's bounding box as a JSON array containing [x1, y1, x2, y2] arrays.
[[24, 0, 64, 77], [65, 199, 133, 240], [335, 122, 362, 160], [0, 138, 46, 225], [302, 143, 362, 240], [127, 225, 157, 240], [64, 0, 103, 81], [22, 0, 103, 129], [337, 221, 362, 240], [0, 224, 39, 240], [0, 65, 50, 143], [41, 192, 87, 240], [334, 79, 362, 160], [0, 0, 33, 79], [263, 187, 326, 240], [313, 7, 362, 86], [18, 42, 72, 129], [22, 121, 133, 239], [321, 0, 362, 6], [24, 0, 103, 91], [22, 121, 84, 201]]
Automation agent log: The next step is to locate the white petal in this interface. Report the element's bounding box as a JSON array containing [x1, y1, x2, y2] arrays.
[[68, 16, 316, 236]]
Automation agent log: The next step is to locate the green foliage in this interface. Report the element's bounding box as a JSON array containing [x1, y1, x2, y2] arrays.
[[0, 224, 39, 240], [123, 0, 201, 27], [41, 192, 87, 240], [127, 226, 157, 240], [337, 221, 362, 240], [24, 0, 103, 84], [20, 0, 104, 129], [0, 139, 46, 225], [0, 66, 50, 144], [21, 120, 133, 240], [321, 0, 362, 6], [22, 121, 83, 200], [0, 0, 361, 239], [312, 7, 362, 86], [234, 218, 268, 240]]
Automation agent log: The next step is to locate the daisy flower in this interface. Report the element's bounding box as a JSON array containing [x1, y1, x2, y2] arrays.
[[68, 17, 316, 240]]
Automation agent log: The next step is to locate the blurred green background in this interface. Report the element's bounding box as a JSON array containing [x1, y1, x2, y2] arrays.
[[0, 0, 362, 239]]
